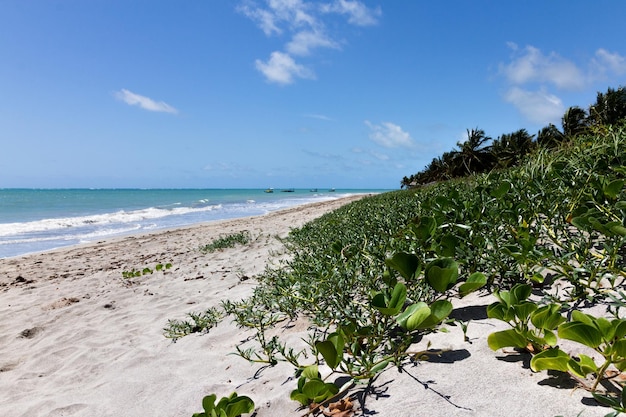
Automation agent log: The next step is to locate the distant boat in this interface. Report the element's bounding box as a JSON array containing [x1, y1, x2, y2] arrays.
[[281, 188, 295, 192], [264, 188, 274, 193], [309, 188, 318, 192], [329, 188, 336, 192]]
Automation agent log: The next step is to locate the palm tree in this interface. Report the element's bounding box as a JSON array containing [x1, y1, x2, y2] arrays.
[[453, 128, 493, 176], [588, 86, 626, 127], [537, 123, 565, 148], [562, 106, 588, 137], [491, 129, 535, 169]]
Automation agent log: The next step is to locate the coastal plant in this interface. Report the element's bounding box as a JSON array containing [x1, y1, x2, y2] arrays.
[[592, 389, 626, 417], [289, 365, 339, 407], [200, 231, 251, 253], [192, 392, 254, 417], [122, 262, 172, 278], [530, 311, 626, 391], [164, 307, 224, 341], [486, 284, 566, 353]]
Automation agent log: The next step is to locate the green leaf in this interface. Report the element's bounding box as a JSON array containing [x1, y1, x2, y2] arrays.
[[491, 181, 511, 199], [571, 310, 594, 326], [290, 391, 310, 406], [385, 252, 420, 280], [224, 396, 255, 417], [411, 216, 437, 241], [531, 304, 565, 331], [512, 301, 538, 322], [405, 305, 432, 331], [604, 179, 624, 199], [302, 380, 327, 399], [396, 302, 428, 329], [487, 329, 528, 351], [486, 303, 511, 322], [511, 284, 532, 304], [567, 354, 597, 378], [425, 258, 458, 292], [301, 365, 319, 380], [202, 394, 217, 414], [371, 282, 407, 316], [458, 272, 487, 297], [417, 300, 453, 329], [316, 340, 340, 369], [558, 321, 603, 348], [530, 348, 571, 372]]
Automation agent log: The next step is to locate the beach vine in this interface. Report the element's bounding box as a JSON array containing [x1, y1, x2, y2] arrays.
[[174, 123, 625, 415]]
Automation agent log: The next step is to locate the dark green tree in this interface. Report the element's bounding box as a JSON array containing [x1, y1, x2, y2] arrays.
[[562, 106, 588, 137], [588, 86, 626, 127], [453, 128, 493, 176], [491, 129, 535, 169], [537, 123, 565, 148]]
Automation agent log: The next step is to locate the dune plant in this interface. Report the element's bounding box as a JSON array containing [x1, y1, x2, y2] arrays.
[[122, 262, 172, 278], [164, 307, 224, 341], [486, 284, 566, 353], [192, 392, 254, 417], [200, 231, 251, 253], [530, 311, 626, 391]]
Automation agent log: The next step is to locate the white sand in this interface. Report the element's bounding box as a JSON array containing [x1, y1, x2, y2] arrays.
[[0, 196, 610, 417]]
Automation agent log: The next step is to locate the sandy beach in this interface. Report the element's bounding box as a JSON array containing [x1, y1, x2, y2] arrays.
[[0, 196, 610, 417]]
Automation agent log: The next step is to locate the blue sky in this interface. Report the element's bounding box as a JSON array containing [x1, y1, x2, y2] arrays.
[[2, 1, 626, 189]]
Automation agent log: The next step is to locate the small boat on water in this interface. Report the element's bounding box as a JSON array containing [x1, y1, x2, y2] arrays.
[[329, 188, 336, 192], [309, 188, 318, 192], [264, 188, 274, 193], [281, 188, 295, 192]]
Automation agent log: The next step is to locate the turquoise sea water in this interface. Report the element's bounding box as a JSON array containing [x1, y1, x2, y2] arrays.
[[0, 188, 389, 258]]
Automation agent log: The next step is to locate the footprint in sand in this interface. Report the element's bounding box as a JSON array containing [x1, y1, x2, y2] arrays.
[[19, 326, 44, 339], [44, 297, 80, 310]]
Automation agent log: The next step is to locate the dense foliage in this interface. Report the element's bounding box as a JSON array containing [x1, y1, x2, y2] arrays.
[[402, 85, 626, 188]]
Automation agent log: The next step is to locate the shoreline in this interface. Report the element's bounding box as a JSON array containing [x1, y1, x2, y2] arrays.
[[0, 195, 367, 416], [0, 193, 608, 417]]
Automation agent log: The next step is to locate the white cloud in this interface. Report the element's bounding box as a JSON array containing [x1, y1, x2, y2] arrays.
[[286, 30, 339, 56], [255, 51, 315, 84], [500, 44, 585, 90], [365, 121, 414, 148], [592, 48, 626, 78], [303, 113, 333, 121], [321, 0, 381, 26], [504, 87, 565, 125], [114, 89, 178, 114], [240, 0, 380, 84]]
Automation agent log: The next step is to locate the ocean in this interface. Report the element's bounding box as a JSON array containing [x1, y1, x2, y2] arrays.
[[0, 188, 388, 259]]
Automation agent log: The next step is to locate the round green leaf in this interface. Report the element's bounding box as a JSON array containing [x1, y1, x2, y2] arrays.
[[558, 322, 602, 348], [487, 329, 528, 351], [425, 258, 458, 292], [530, 348, 571, 372]]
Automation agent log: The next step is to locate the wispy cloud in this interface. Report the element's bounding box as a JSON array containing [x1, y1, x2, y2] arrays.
[[303, 113, 333, 121], [365, 121, 414, 148], [504, 87, 565, 125], [114, 89, 178, 114], [592, 48, 626, 79], [320, 0, 381, 26], [255, 51, 315, 85], [240, 0, 380, 84], [500, 43, 585, 90], [498, 43, 626, 125]]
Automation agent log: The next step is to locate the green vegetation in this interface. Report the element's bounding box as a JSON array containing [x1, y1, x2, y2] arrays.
[[122, 262, 172, 278], [199, 231, 251, 253], [175, 85, 626, 414], [401, 85, 626, 188], [192, 392, 254, 417], [164, 307, 224, 341]]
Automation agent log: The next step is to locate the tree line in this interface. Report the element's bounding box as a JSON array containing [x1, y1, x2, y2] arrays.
[[401, 86, 626, 188]]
